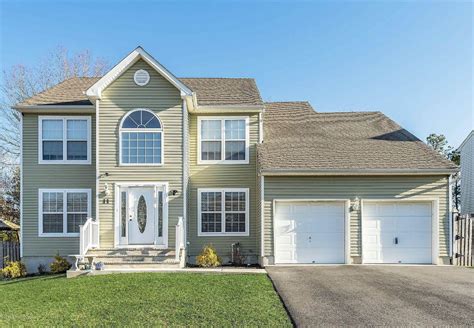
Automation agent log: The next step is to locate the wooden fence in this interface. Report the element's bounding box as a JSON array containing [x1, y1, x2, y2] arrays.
[[453, 213, 473, 267], [0, 241, 20, 269]]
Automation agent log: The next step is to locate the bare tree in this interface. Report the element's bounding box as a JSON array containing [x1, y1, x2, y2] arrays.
[[0, 46, 109, 167]]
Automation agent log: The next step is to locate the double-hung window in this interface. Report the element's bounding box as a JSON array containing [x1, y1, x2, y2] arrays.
[[198, 188, 249, 236], [198, 117, 249, 164], [39, 116, 91, 164], [39, 189, 91, 237]]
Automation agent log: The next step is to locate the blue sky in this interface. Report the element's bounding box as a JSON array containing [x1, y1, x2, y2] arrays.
[[1, 0, 472, 147]]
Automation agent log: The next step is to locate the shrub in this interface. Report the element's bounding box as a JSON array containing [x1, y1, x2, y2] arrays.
[[37, 263, 47, 275], [2, 261, 27, 279], [50, 254, 71, 273], [196, 244, 221, 268]]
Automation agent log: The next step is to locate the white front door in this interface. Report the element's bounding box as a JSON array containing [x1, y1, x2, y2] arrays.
[[128, 187, 156, 245], [275, 201, 346, 264], [362, 201, 433, 264]]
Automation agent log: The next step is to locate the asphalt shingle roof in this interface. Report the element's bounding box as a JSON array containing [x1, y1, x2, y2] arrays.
[[258, 102, 457, 172], [17, 77, 263, 107]]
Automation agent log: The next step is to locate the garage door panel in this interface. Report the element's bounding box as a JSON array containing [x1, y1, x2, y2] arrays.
[[362, 201, 432, 264], [275, 201, 346, 264]]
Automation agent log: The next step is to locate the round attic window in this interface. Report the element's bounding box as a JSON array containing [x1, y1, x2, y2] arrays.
[[134, 69, 150, 86]]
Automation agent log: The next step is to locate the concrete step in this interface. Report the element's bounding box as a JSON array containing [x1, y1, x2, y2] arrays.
[[93, 256, 179, 264], [87, 248, 175, 257]]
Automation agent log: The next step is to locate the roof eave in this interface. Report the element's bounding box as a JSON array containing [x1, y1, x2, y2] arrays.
[[260, 168, 459, 176], [86, 46, 192, 100], [189, 104, 264, 113], [14, 105, 95, 113]]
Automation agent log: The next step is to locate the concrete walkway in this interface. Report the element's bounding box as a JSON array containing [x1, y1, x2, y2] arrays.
[[267, 265, 474, 326]]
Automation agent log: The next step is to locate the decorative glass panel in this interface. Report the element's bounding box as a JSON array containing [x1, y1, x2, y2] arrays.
[[121, 192, 127, 237], [158, 191, 163, 237], [137, 195, 147, 233]]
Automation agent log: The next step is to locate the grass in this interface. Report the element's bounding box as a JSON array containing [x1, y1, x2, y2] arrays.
[[0, 273, 291, 327]]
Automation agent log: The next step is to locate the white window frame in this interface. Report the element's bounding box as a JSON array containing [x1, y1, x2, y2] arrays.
[[38, 188, 92, 237], [198, 188, 249, 236], [38, 116, 91, 165], [197, 116, 249, 164], [119, 108, 165, 166]]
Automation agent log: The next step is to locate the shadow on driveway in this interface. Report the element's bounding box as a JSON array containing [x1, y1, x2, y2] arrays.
[[267, 265, 474, 326]]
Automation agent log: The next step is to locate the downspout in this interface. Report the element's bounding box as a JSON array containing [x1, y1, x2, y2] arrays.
[[182, 98, 189, 248], [448, 174, 453, 259], [20, 113, 23, 258]]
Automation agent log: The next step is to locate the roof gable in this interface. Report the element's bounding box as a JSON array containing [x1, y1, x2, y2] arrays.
[[458, 130, 474, 152], [86, 47, 192, 99]]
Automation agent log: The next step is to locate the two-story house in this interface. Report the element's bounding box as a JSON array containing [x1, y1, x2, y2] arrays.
[[16, 47, 457, 273]]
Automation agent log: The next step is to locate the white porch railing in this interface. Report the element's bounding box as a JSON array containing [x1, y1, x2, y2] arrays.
[[175, 216, 185, 262], [79, 217, 99, 256]]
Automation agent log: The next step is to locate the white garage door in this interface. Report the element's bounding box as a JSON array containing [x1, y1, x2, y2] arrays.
[[274, 201, 346, 264], [362, 201, 433, 264]]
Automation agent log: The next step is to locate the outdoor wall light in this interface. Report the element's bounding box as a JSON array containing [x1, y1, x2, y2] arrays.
[[104, 183, 111, 197], [351, 197, 360, 211], [170, 190, 179, 196]]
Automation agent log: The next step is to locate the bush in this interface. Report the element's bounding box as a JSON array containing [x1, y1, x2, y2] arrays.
[[50, 254, 71, 273], [2, 261, 27, 279], [196, 244, 221, 268], [37, 264, 47, 275]]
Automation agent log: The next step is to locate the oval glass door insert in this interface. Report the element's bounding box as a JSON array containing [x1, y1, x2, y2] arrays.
[[137, 195, 147, 233]]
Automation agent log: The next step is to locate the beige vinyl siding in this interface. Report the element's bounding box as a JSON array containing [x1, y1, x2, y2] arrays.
[[188, 113, 259, 260], [98, 59, 183, 248], [263, 176, 450, 258], [22, 113, 96, 257]]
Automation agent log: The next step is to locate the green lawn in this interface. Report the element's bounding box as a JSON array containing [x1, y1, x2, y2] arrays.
[[0, 273, 291, 327]]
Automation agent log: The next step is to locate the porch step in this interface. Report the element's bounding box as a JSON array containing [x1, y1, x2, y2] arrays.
[[78, 247, 180, 271], [87, 248, 175, 257]]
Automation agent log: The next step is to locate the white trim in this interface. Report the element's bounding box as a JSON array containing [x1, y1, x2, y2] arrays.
[[189, 105, 264, 113], [197, 188, 250, 237], [95, 100, 100, 246], [182, 99, 189, 247], [38, 116, 92, 165], [113, 182, 169, 248], [118, 109, 164, 166], [260, 175, 265, 257], [197, 116, 250, 165], [272, 199, 350, 264], [457, 130, 474, 152], [86, 47, 192, 99], [258, 111, 263, 143], [38, 188, 92, 237], [360, 198, 440, 265], [20, 114, 23, 257], [261, 168, 457, 176], [15, 105, 94, 113], [448, 175, 453, 257]]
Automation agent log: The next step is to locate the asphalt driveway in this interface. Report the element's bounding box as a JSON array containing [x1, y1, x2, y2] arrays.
[[267, 266, 474, 326]]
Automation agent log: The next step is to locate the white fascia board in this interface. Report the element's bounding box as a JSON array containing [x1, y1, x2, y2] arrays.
[[86, 46, 192, 99], [15, 105, 95, 113], [458, 130, 474, 152], [260, 168, 458, 176]]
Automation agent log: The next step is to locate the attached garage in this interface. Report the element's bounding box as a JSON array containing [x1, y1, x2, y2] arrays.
[[362, 201, 437, 264], [274, 201, 348, 264]]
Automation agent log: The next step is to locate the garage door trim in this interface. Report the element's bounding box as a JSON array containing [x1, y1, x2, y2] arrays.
[[361, 198, 439, 264], [273, 199, 351, 264]]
